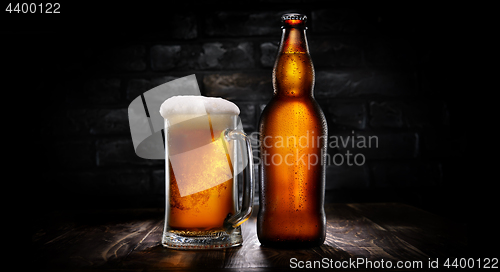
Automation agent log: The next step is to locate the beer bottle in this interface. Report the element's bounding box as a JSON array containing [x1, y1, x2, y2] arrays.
[[257, 13, 327, 247]]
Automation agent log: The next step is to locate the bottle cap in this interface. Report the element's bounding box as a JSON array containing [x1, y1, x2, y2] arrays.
[[281, 13, 307, 27], [281, 13, 307, 22]]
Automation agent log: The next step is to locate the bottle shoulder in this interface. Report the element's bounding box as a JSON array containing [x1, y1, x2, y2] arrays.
[[259, 97, 327, 134], [261, 96, 325, 117]]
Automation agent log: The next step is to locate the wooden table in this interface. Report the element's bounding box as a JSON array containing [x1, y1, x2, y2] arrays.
[[33, 203, 467, 271]]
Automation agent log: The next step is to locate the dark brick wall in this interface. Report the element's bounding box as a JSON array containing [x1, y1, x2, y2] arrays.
[[21, 3, 468, 218]]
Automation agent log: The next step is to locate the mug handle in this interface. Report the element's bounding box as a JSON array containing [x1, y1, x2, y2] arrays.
[[222, 129, 254, 231]]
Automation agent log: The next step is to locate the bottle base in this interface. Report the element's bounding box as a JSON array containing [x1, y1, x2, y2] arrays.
[[258, 239, 325, 249]]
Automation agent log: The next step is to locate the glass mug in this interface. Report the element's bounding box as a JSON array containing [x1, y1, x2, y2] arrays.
[[160, 96, 254, 249]]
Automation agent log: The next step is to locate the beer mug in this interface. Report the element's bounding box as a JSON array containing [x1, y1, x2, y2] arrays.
[[159, 95, 254, 249]]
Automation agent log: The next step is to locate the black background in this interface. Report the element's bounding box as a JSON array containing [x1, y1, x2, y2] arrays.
[[9, 2, 489, 254]]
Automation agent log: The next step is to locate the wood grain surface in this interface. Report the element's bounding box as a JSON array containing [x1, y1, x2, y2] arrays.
[[32, 203, 467, 271]]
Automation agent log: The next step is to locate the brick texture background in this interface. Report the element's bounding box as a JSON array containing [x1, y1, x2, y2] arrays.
[[18, 3, 469, 220]]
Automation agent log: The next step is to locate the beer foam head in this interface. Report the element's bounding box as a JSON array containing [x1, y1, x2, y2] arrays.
[[160, 95, 240, 120]]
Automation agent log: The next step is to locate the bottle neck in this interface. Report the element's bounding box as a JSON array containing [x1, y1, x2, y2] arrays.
[[273, 26, 315, 98], [280, 26, 309, 54]]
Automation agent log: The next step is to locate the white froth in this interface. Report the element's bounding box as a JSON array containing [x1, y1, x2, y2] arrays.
[[159, 95, 240, 119]]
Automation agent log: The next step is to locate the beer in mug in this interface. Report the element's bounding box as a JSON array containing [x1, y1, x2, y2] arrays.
[[160, 95, 254, 249]]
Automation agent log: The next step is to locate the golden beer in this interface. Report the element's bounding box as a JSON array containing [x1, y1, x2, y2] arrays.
[[160, 95, 254, 249], [167, 114, 236, 231]]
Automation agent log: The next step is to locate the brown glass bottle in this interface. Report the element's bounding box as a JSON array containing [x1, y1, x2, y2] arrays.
[[257, 13, 327, 248]]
